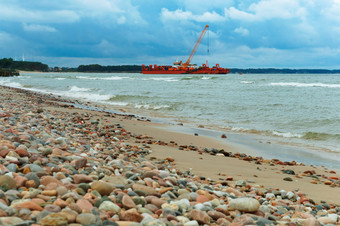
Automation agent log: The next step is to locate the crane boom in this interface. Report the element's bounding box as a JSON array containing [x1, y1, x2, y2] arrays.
[[184, 25, 209, 66]]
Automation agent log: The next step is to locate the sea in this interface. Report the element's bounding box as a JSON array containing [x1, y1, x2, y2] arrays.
[[1, 72, 339, 169]]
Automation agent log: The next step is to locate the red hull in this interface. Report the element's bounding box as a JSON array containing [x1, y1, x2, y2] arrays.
[[141, 64, 229, 74]]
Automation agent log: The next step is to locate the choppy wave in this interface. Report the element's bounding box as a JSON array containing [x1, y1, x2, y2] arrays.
[[227, 126, 340, 142], [0, 80, 23, 88], [141, 77, 179, 82], [241, 81, 255, 84], [69, 86, 92, 92], [108, 94, 151, 102], [271, 82, 340, 88], [76, 76, 129, 80]]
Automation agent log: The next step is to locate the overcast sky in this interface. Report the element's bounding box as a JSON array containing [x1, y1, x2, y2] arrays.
[[1, 0, 340, 68]]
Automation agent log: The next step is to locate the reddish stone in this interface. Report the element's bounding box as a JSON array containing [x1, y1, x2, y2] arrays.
[[16, 201, 43, 211], [73, 174, 93, 184], [150, 197, 166, 208], [221, 134, 227, 138], [208, 210, 227, 220], [196, 195, 210, 203], [0, 209, 8, 217], [119, 208, 143, 222], [15, 148, 30, 157], [75, 158, 87, 170], [0, 149, 9, 158], [40, 176, 63, 186], [45, 182, 60, 191], [189, 209, 211, 225], [232, 215, 255, 225], [25, 180, 36, 188], [22, 167, 31, 174], [217, 218, 231, 225], [53, 198, 69, 208], [76, 199, 93, 213], [14, 175, 28, 188], [122, 195, 137, 209]]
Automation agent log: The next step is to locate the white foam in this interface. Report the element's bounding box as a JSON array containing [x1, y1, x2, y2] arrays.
[[271, 82, 340, 88], [272, 131, 303, 138], [241, 81, 254, 84], [55, 78, 66, 80], [99, 76, 129, 80], [0, 80, 23, 88], [69, 86, 92, 92], [76, 76, 129, 80], [141, 77, 179, 82]]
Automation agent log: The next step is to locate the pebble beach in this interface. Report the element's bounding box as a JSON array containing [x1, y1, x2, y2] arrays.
[[0, 85, 339, 226]]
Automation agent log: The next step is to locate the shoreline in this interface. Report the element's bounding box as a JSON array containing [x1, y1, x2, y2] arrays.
[[13, 71, 340, 171], [0, 84, 339, 225]]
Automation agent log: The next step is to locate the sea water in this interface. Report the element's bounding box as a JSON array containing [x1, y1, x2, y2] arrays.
[[1, 72, 339, 168]]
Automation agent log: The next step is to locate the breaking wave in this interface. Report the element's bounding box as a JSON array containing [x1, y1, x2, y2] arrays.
[[271, 82, 340, 88]]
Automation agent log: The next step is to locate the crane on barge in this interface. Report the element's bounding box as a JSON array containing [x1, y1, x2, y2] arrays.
[[141, 25, 229, 74], [174, 24, 209, 68]]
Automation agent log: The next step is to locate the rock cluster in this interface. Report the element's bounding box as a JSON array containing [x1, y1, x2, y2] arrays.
[[0, 86, 339, 225]]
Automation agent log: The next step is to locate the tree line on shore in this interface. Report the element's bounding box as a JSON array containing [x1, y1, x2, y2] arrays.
[[2, 57, 340, 74]]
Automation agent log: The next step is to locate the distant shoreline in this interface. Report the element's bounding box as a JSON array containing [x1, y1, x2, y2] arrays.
[[18, 68, 340, 74]]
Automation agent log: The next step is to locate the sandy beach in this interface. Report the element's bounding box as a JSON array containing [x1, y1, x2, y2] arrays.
[[0, 85, 339, 225]]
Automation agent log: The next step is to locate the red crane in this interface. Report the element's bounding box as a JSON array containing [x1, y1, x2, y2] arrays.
[[184, 25, 209, 67], [174, 25, 209, 68]]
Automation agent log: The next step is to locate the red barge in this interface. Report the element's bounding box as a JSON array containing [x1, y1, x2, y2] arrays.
[[142, 25, 229, 75]]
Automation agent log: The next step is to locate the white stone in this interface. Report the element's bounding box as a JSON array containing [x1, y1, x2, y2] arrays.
[[229, 198, 260, 212], [184, 220, 199, 226], [170, 199, 190, 210], [98, 201, 120, 212], [177, 216, 190, 224], [286, 191, 295, 199], [327, 214, 338, 223], [265, 193, 275, 199]]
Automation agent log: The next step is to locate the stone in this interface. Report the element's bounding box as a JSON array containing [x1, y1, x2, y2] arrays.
[[318, 216, 336, 224], [229, 198, 260, 212], [184, 220, 199, 226], [76, 198, 93, 212], [14, 175, 28, 188], [102, 175, 128, 188], [0, 217, 24, 225], [91, 181, 114, 196], [39, 212, 68, 226], [61, 209, 79, 223], [189, 209, 211, 225], [99, 201, 121, 212], [207, 210, 227, 220], [53, 197, 69, 208], [196, 195, 210, 203], [40, 176, 63, 186], [119, 208, 143, 222], [0, 175, 16, 191], [122, 195, 137, 209], [75, 158, 87, 169], [232, 214, 255, 225], [16, 201, 43, 211], [73, 174, 93, 184], [44, 204, 61, 213], [132, 184, 158, 196], [15, 148, 30, 157], [76, 213, 98, 226], [283, 177, 293, 181]]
